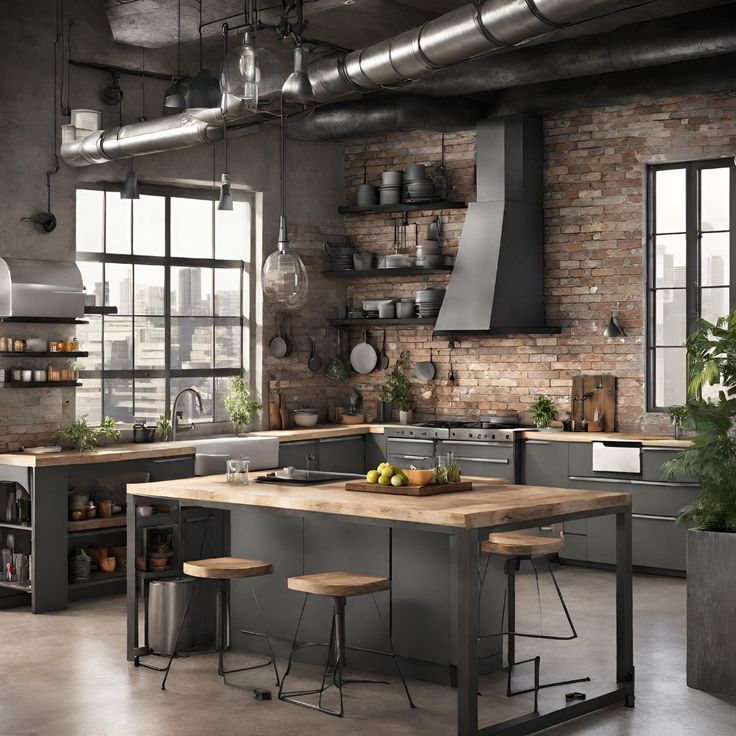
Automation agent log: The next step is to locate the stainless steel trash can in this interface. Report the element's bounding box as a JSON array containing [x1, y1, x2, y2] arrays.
[[148, 578, 195, 655]]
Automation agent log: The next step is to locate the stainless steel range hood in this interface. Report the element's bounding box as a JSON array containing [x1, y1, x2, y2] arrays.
[[434, 114, 556, 336], [0, 259, 85, 319]]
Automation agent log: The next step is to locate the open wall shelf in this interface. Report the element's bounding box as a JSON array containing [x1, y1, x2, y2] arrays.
[[338, 200, 466, 215]]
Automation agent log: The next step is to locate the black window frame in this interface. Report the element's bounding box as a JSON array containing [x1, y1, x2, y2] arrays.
[[646, 158, 736, 412], [75, 182, 256, 425]]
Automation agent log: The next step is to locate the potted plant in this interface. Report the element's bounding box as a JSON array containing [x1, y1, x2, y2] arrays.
[[53, 415, 120, 453], [668, 405, 689, 440], [378, 351, 414, 424], [224, 376, 262, 435], [530, 394, 556, 431], [662, 313, 736, 695], [155, 415, 172, 441]]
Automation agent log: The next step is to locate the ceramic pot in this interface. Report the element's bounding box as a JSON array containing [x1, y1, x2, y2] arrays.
[[399, 410, 413, 425]]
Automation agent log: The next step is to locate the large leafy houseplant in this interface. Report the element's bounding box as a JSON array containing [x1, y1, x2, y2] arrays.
[[224, 377, 262, 434], [663, 314, 736, 532], [378, 350, 414, 412], [53, 415, 120, 453]]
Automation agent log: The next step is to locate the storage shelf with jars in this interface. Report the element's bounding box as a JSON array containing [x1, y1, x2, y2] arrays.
[[0, 337, 85, 355]]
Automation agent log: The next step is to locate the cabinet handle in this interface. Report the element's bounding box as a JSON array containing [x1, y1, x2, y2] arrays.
[[282, 440, 315, 447], [525, 440, 550, 445], [632, 513, 676, 522], [631, 480, 699, 488], [569, 475, 629, 485], [641, 447, 679, 452], [183, 516, 210, 524], [441, 440, 510, 447], [455, 456, 509, 464], [388, 438, 435, 445], [153, 457, 191, 464], [320, 436, 361, 444], [390, 454, 429, 461]]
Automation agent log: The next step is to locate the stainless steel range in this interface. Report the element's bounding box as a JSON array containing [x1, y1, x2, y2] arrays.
[[385, 418, 532, 482]]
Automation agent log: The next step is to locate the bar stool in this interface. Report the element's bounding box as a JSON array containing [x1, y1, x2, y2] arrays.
[[142, 556, 280, 691], [479, 532, 590, 710], [278, 571, 416, 718]]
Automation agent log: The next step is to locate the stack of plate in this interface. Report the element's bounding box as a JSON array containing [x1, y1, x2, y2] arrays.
[[362, 299, 393, 319], [379, 170, 403, 205], [329, 247, 356, 271], [416, 240, 444, 268], [403, 163, 437, 203], [416, 288, 445, 318], [356, 183, 378, 207]]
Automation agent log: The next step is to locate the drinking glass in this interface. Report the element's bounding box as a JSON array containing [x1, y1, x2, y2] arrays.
[[227, 458, 250, 485]]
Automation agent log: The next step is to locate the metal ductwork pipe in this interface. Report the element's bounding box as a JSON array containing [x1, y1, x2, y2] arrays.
[[402, 6, 736, 97], [308, 0, 649, 101], [287, 95, 487, 141], [60, 95, 249, 167]]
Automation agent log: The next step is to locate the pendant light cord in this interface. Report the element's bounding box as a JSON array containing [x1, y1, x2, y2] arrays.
[[176, 0, 181, 80], [221, 25, 229, 173], [280, 96, 286, 221], [47, 0, 62, 214]]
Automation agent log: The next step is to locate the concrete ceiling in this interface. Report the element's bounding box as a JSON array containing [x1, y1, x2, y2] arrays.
[[103, 0, 736, 52]]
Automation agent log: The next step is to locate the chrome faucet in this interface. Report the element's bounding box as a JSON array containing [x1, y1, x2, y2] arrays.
[[171, 387, 204, 441]]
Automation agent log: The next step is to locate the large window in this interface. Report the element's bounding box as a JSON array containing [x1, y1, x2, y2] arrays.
[[75, 184, 255, 425], [647, 160, 735, 410]]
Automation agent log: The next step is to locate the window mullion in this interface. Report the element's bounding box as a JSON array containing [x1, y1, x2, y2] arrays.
[[686, 163, 700, 337]]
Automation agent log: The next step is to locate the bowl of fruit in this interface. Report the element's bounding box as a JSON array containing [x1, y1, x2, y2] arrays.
[[365, 462, 409, 488]]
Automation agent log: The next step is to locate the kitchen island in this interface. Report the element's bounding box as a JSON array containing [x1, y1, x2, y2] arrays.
[[126, 474, 633, 736]]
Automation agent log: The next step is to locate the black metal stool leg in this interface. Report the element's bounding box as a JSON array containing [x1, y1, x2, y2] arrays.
[[161, 582, 195, 690]]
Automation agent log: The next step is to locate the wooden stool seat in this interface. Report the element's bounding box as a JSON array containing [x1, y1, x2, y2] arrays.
[[481, 532, 564, 558], [287, 571, 390, 598], [183, 556, 273, 579]]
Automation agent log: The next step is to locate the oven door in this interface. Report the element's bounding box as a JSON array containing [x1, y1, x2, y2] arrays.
[[386, 438, 436, 467], [437, 440, 515, 482]]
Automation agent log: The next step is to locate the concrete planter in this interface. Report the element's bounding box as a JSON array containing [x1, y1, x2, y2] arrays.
[[687, 529, 736, 695]]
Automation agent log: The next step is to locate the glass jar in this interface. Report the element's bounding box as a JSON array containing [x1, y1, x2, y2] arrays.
[[434, 450, 461, 484], [71, 337, 80, 353], [64, 337, 75, 352], [226, 458, 250, 485], [0, 337, 7, 352], [13, 339, 25, 353]]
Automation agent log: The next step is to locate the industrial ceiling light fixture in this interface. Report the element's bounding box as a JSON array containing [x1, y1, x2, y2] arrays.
[[603, 312, 626, 338], [164, 0, 187, 111], [281, 1, 315, 105], [261, 103, 308, 309], [220, 0, 280, 112], [186, 0, 221, 109], [217, 26, 233, 212]]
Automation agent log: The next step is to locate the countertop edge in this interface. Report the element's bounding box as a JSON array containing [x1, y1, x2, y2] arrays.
[[519, 431, 692, 448], [0, 443, 196, 467]]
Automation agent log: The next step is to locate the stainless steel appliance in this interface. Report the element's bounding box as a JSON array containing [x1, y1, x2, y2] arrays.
[[385, 418, 532, 482]]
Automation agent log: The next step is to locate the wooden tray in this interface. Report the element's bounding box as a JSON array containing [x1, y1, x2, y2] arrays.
[[344, 480, 472, 496]]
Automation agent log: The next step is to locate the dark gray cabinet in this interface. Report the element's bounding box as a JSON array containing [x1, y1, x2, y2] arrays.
[[366, 432, 388, 471], [522, 440, 568, 487], [386, 437, 436, 467], [318, 435, 365, 474], [641, 447, 696, 483], [278, 440, 318, 470], [438, 440, 514, 482]]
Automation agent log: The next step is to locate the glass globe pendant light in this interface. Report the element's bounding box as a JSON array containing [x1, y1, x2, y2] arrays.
[[262, 108, 308, 309], [220, 0, 280, 112]]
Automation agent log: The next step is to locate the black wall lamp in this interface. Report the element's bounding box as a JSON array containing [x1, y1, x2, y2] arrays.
[[603, 312, 626, 338]]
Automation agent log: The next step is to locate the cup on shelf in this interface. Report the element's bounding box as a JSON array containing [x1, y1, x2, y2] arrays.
[[378, 301, 396, 319], [21, 370, 32, 382]]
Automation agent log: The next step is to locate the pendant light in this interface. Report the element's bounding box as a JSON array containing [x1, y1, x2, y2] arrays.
[[217, 27, 233, 212], [281, 2, 315, 105], [122, 50, 144, 200], [282, 45, 314, 104], [603, 312, 626, 338], [186, 0, 221, 109], [164, 0, 186, 111], [220, 0, 280, 111], [261, 106, 308, 309]]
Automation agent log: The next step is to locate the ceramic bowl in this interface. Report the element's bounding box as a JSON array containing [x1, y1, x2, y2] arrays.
[[293, 410, 319, 427], [136, 505, 154, 517], [98, 556, 117, 574], [405, 468, 435, 486]]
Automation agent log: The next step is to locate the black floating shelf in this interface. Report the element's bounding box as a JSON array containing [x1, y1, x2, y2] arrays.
[[84, 306, 118, 315], [4, 381, 81, 389], [329, 318, 436, 327], [338, 200, 466, 215], [0, 351, 88, 358], [324, 266, 453, 279], [0, 317, 88, 325]]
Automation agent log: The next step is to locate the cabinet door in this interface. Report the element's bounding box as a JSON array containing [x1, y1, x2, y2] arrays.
[[567, 477, 631, 542], [148, 455, 195, 481], [522, 440, 568, 487], [630, 480, 699, 517], [278, 440, 319, 470], [318, 436, 365, 474], [641, 447, 696, 483], [366, 433, 388, 470], [632, 515, 687, 571]]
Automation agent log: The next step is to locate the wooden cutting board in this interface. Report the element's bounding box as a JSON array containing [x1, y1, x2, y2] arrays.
[[344, 480, 473, 497]]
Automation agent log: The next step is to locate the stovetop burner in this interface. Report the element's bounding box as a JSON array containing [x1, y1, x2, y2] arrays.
[[413, 419, 521, 430]]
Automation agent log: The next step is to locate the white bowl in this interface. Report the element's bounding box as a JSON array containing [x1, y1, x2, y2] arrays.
[[136, 505, 154, 517], [292, 412, 319, 427]]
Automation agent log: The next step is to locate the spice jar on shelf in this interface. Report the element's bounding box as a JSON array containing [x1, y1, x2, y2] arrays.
[[64, 337, 76, 352], [71, 337, 80, 353], [13, 339, 25, 353], [47, 365, 60, 382], [0, 337, 8, 352]]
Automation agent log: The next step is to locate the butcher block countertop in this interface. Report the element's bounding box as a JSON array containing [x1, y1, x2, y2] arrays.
[[128, 474, 631, 530], [251, 424, 390, 441], [0, 442, 196, 468], [520, 430, 693, 448]]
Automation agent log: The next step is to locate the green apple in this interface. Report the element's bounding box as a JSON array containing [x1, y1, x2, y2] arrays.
[[366, 470, 380, 483]]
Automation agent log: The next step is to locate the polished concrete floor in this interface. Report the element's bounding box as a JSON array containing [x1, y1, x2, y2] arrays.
[[1, 567, 734, 735]]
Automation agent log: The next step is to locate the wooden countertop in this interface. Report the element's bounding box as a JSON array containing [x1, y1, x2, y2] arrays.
[[128, 474, 631, 530], [0, 442, 196, 468], [519, 431, 692, 448], [251, 424, 390, 442]]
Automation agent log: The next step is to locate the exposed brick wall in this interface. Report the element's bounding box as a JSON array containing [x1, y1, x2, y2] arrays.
[[340, 89, 736, 432]]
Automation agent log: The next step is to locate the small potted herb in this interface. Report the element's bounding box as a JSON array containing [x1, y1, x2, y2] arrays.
[[53, 415, 120, 453], [378, 351, 414, 424], [155, 415, 172, 441], [669, 405, 689, 440], [224, 376, 263, 435], [530, 394, 557, 431]]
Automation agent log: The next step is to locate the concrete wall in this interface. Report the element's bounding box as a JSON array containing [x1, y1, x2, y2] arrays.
[[0, 0, 344, 449]]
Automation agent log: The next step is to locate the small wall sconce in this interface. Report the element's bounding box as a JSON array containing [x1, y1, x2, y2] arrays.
[[603, 312, 626, 338]]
